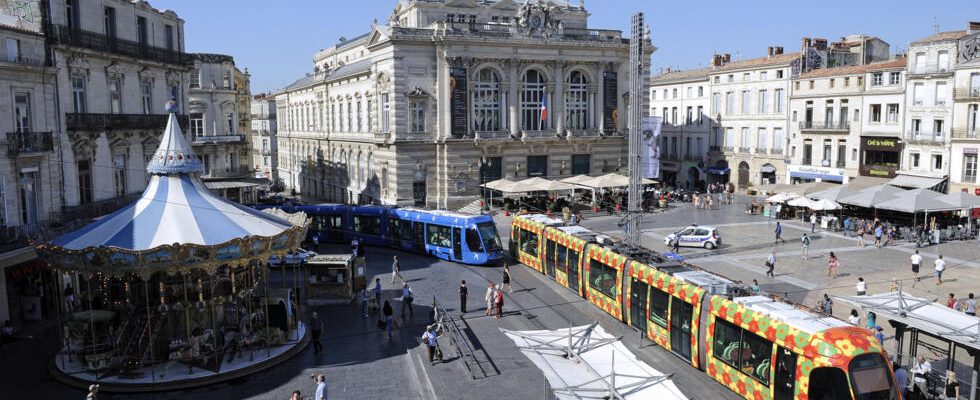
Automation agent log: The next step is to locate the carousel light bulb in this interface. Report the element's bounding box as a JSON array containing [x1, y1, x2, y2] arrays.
[[159, 281, 166, 304]]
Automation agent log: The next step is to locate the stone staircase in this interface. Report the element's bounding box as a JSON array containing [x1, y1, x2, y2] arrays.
[[457, 199, 484, 214]]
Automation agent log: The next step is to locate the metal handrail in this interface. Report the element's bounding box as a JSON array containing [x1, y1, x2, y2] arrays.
[[431, 295, 488, 379]]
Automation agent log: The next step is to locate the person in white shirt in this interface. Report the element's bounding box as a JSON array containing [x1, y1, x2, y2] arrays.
[[314, 374, 327, 400], [910, 251, 922, 285], [485, 282, 496, 316], [810, 213, 818, 233], [848, 309, 861, 325], [934, 255, 946, 285], [911, 356, 931, 399], [856, 277, 867, 296]]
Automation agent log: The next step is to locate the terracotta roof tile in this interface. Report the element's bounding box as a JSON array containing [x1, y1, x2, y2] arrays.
[[797, 58, 907, 79], [911, 30, 968, 45], [650, 67, 712, 84], [713, 52, 801, 72]]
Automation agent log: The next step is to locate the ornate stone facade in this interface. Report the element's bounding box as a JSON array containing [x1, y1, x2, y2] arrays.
[[276, 0, 647, 209]]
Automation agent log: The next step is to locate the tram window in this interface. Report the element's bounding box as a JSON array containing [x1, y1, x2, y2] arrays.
[[648, 289, 669, 327], [353, 216, 381, 236], [589, 259, 618, 299], [567, 249, 580, 271], [740, 331, 773, 385], [809, 367, 851, 400], [401, 220, 413, 239], [388, 218, 401, 240], [477, 222, 501, 251], [849, 353, 898, 400], [426, 224, 452, 248], [713, 319, 744, 366], [555, 245, 567, 272], [311, 215, 328, 231], [465, 227, 484, 252], [518, 229, 538, 256], [327, 215, 342, 232]]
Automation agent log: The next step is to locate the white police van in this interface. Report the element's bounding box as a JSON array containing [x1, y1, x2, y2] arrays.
[[664, 225, 721, 249]]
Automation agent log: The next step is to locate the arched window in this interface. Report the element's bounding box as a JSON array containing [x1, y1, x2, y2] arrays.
[[565, 71, 590, 130], [473, 68, 504, 131], [521, 69, 547, 131]]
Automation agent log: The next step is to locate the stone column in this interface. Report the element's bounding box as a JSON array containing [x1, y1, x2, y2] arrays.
[[60, 131, 80, 207], [596, 65, 606, 134], [509, 61, 519, 137], [127, 139, 145, 193], [92, 132, 113, 202]]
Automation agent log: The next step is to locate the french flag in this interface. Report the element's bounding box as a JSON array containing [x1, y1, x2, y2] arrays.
[[541, 95, 548, 122]]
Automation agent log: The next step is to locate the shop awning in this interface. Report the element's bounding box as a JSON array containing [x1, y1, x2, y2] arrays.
[[760, 164, 777, 173], [844, 176, 891, 190], [706, 166, 730, 175], [887, 174, 947, 190], [789, 170, 844, 182]]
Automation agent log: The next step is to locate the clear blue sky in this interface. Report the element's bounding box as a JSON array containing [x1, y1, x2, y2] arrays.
[[152, 0, 976, 93]]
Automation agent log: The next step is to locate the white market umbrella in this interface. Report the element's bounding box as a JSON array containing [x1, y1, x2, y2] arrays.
[[808, 198, 842, 211], [787, 197, 815, 207], [766, 193, 800, 203]]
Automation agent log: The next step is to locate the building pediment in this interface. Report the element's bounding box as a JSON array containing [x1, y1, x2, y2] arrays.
[[445, 0, 479, 9], [367, 26, 390, 47], [489, 0, 519, 10]]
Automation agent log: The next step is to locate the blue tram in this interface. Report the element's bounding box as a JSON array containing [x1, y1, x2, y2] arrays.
[[256, 204, 504, 266]]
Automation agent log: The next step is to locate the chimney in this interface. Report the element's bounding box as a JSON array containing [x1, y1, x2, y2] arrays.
[[802, 37, 812, 49], [723, 53, 731, 63], [767, 46, 774, 57], [813, 38, 828, 50], [774, 46, 784, 55], [970, 21, 980, 34]]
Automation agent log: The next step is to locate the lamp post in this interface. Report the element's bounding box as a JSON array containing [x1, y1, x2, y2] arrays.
[[480, 157, 493, 212]]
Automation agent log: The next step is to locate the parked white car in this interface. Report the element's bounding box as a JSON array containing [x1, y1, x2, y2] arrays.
[[664, 225, 721, 249], [268, 249, 317, 267]]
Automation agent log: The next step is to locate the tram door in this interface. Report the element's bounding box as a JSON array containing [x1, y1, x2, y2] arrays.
[[669, 299, 693, 360], [629, 278, 648, 331], [567, 250, 580, 294], [452, 227, 462, 261], [413, 223, 425, 252], [774, 346, 797, 400], [544, 240, 556, 278]]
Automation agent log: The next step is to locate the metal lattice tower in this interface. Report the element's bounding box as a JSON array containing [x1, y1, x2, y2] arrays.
[[625, 13, 646, 246]]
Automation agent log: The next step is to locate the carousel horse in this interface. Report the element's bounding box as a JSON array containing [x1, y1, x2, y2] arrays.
[[161, 327, 213, 377]]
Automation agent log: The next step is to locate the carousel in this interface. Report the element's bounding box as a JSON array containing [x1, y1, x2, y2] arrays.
[[37, 111, 308, 391]]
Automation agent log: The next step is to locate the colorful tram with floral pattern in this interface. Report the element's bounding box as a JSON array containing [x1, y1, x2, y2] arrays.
[[510, 214, 902, 400]]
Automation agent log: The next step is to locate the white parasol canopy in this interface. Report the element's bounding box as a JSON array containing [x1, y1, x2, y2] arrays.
[[808, 198, 842, 211], [810, 186, 858, 202], [766, 193, 800, 203], [482, 178, 522, 194], [786, 197, 815, 207], [579, 173, 658, 189], [515, 177, 578, 192]]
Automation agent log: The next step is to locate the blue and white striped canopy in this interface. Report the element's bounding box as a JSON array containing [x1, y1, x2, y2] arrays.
[[51, 113, 293, 251]]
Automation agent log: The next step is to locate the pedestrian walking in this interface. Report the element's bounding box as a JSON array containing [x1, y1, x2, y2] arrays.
[[765, 250, 776, 278], [848, 309, 860, 325], [458, 280, 468, 314], [359, 288, 368, 318], [314, 374, 327, 400], [965, 293, 977, 316], [401, 282, 414, 317], [382, 300, 394, 339], [843, 216, 852, 237], [874, 224, 884, 248], [290, 390, 301, 400], [495, 285, 504, 318], [372, 278, 382, 309], [856, 277, 867, 296], [310, 311, 323, 354], [750, 279, 760, 293], [866, 311, 877, 330], [502, 265, 513, 293], [810, 213, 817, 232], [669, 235, 680, 253], [774, 222, 785, 243], [390, 255, 404, 284], [894, 363, 908, 397], [827, 251, 840, 278], [485, 282, 496, 316], [801, 233, 811, 260], [86, 384, 99, 400], [910, 250, 922, 284], [312, 233, 320, 251], [822, 294, 833, 315], [422, 325, 439, 365], [935, 255, 946, 285], [874, 326, 885, 345], [948, 293, 958, 309]]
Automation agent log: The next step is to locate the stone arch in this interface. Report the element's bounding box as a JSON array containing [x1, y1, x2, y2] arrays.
[[519, 63, 553, 84]]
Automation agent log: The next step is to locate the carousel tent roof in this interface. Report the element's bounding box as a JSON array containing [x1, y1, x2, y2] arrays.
[[51, 114, 293, 251]]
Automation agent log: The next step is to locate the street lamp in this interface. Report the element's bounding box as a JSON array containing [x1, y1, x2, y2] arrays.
[[480, 157, 493, 212]]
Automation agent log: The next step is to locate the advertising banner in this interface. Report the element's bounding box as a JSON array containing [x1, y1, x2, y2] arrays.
[[450, 67, 468, 138], [641, 116, 662, 179], [602, 71, 618, 133], [0, 1, 40, 33]]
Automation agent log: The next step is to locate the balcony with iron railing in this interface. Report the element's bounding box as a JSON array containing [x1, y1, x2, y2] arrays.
[[908, 63, 953, 77], [800, 120, 850, 132], [1, 54, 45, 67], [66, 113, 189, 131], [192, 134, 246, 145], [202, 166, 253, 179], [437, 22, 623, 43], [954, 87, 980, 100], [906, 131, 947, 145], [45, 24, 192, 67], [952, 128, 979, 140], [6, 131, 54, 156]]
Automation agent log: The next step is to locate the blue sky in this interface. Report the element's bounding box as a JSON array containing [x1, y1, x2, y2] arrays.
[[152, 0, 976, 93]]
